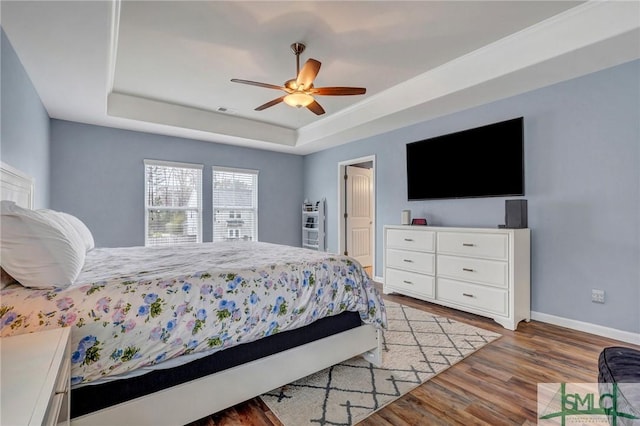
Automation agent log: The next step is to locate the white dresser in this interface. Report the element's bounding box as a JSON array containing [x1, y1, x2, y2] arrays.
[[1, 327, 71, 426], [384, 225, 530, 330]]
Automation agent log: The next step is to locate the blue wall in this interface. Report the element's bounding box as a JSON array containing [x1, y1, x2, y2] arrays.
[[303, 60, 640, 334], [1, 29, 50, 208], [50, 120, 304, 248], [4, 21, 638, 335]]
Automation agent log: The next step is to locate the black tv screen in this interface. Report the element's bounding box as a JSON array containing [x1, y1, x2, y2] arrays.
[[406, 117, 524, 200]]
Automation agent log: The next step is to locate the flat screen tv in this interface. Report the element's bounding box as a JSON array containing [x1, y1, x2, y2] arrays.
[[406, 117, 524, 200]]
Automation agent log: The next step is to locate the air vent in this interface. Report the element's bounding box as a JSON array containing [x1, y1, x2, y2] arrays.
[[216, 106, 236, 114]]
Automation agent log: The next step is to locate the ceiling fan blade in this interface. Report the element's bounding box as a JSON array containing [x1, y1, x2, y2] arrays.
[[296, 59, 321, 89], [255, 96, 285, 111], [311, 87, 367, 96], [231, 79, 287, 91], [306, 100, 325, 115]]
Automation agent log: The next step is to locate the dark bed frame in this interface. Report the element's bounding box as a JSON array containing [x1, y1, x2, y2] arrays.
[[72, 311, 362, 419]]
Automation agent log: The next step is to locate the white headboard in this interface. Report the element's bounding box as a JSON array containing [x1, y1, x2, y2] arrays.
[[0, 162, 34, 209]]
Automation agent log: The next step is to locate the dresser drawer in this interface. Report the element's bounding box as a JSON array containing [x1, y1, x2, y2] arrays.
[[438, 232, 508, 260], [386, 229, 435, 252], [46, 393, 66, 426], [385, 268, 434, 298], [47, 346, 70, 426], [437, 278, 508, 316], [386, 249, 434, 275], [437, 255, 508, 288]]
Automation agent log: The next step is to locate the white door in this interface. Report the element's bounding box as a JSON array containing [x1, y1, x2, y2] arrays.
[[345, 166, 372, 267]]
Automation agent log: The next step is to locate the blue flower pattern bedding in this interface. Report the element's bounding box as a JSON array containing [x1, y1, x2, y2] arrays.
[[0, 241, 386, 386]]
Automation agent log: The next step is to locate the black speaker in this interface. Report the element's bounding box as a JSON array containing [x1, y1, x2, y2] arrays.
[[505, 199, 527, 229]]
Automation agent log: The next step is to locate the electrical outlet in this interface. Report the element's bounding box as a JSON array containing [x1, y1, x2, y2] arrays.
[[592, 289, 605, 304]]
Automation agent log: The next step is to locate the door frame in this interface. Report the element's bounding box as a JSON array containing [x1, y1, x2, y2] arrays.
[[337, 155, 376, 277]]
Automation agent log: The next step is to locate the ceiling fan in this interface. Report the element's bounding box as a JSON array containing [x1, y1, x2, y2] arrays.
[[231, 42, 366, 116]]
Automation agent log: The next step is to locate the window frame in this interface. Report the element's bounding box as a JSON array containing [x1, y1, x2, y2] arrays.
[[212, 166, 259, 242], [144, 159, 203, 247]]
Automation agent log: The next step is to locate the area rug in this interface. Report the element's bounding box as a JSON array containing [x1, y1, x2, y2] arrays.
[[260, 301, 501, 425]]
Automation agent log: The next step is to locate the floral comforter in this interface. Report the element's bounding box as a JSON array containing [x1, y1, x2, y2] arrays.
[[0, 241, 386, 386]]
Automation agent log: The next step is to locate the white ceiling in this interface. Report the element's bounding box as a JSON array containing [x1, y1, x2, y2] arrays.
[[2, 1, 639, 154]]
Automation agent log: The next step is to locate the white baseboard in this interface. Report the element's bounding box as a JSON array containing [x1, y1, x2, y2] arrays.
[[378, 274, 638, 345], [531, 311, 640, 346]]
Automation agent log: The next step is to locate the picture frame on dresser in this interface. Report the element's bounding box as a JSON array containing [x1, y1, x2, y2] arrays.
[[383, 225, 530, 330]]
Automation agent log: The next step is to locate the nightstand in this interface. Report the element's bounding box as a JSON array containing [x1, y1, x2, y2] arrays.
[[1, 327, 71, 426]]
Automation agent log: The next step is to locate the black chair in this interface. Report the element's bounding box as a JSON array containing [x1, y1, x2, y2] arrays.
[[598, 346, 640, 425]]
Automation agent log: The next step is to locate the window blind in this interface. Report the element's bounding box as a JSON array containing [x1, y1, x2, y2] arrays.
[[144, 160, 203, 246], [212, 167, 258, 242]]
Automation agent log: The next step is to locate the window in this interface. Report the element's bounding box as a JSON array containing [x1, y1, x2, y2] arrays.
[[212, 167, 258, 242], [144, 160, 203, 246]]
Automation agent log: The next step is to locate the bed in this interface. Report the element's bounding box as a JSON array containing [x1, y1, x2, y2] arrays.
[[0, 162, 385, 426]]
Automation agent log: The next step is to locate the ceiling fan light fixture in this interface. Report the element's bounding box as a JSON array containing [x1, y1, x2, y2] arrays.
[[231, 42, 364, 115], [283, 92, 314, 108]]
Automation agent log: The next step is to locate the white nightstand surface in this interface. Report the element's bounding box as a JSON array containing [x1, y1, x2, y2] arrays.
[[1, 327, 71, 425]]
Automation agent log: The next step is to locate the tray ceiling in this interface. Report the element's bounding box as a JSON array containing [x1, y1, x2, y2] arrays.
[[2, 1, 639, 154]]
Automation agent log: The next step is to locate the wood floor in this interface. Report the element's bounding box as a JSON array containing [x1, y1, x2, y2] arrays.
[[189, 288, 639, 426]]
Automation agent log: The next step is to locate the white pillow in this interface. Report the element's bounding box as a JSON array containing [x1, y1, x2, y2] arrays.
[[0, 201, 85, 289], [40, 210, 95, 252], [38, 209, 86, 254], [58, 212, 95, 251]]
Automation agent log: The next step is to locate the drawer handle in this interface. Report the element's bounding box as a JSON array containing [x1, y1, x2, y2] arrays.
[[462, 268, 474, 272], [403, 259, 414, 263], [462, 293, 475, 298], [462, 243, 475, 247], [403, 280, 413, 285], [404, 238, 414, 242]]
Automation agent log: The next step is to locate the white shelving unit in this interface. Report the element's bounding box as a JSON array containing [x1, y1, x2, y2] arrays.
[[302, 199, 325, 251]]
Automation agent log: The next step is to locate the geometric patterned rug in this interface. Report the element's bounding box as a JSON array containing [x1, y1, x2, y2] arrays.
[[260, 301, 501, 425]]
